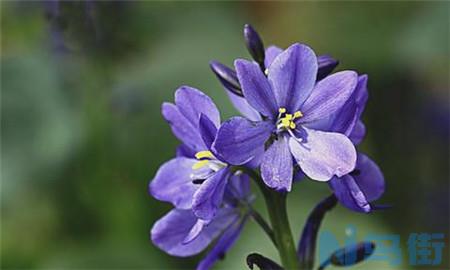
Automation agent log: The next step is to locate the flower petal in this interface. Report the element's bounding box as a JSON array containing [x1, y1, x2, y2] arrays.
[[268, 43, 318, 112], [225, 172, 251, 203], [329, 74, 369, 135], [264, 45, 283, 68], [329, 153, 384, 213], [235, 59, 278, 117], [199, 114, 218, 149], [150, 208, 236, 257], [300, 71, 358, 123], [353, 153, 385, 201], [212, 117, 273, 165], [176, 144, 196, 158], [162, 102, 206, 151], [293, 169, 306, 183], [227, 91, 262, 121], [329, 175, 371, 213], [192, 168, 230, 220], [244, 148, 265, 168], [197, 216, 246, 270], [149, 157, 198, 209], [261, 135, 293, 191], [349, 120, 366, 145], [328, 98, 359, 136], [289, 127, 357, 181], [355, 75, 369, 108], [317, 55, 339, 81], [302, 74, 368, 138], [175, 86, 221, 128], [183, 218, 210, 244]]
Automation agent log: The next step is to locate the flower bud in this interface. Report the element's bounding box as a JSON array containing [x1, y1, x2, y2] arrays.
[[246, 253, 283, 270], [330, 242, 376, 267], [298, 194, 338, 269], [210, 60, 243, 97], [244, 24, 265, 69]]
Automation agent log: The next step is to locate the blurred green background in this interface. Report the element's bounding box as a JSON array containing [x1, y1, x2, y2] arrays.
[[1, 1, 449, 269]]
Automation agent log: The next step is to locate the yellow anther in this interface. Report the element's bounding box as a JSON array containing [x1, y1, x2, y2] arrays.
[[278, 109, 302, 130], [281, 118, 291, 128], [192, 160, 209, 170], [264, 69, 269, 75], [195, 150, 214, 160], [293, 111, 303, 119]]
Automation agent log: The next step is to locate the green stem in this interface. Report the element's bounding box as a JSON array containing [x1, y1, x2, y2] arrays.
[[263, 189, 300, 270], [235, 166, 299, 269]]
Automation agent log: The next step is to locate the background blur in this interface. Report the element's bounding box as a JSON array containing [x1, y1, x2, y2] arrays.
[[1, 1, 449, 269]]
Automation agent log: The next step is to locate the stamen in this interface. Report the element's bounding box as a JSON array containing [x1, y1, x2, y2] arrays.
[[293, 111, 303, 118], [276, 108, 304, 131], [208, 161, 224, 172], [281, 118, 291, 128], [287, 129, 303, 142], [195, 150, 214, 160], [192, 160, 209, 170]]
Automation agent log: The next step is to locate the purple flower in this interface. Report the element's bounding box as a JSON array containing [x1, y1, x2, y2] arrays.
[[210, 46, 339, 123], [151, 173, 251, 270], [149, 86, 232, 221], [212, 43, 358, 191]]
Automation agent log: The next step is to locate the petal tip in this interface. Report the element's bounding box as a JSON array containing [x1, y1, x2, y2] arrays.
[[161, 102, 175, 118], [359, 74, 368, 81], [233, 58, 250, 69], [175, 85, 198, 98]]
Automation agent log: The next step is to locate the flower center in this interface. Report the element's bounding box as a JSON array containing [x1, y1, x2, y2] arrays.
[[276, 107, 303, 130], [190, 150, 227, 184]]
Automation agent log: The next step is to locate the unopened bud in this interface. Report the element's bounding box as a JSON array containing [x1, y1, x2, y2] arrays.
[[210, 60, 243, 97], [244, 24, 265, 69]]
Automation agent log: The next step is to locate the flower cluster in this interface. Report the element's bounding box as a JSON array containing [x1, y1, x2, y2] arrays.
[[148, 24, 385, 270]]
